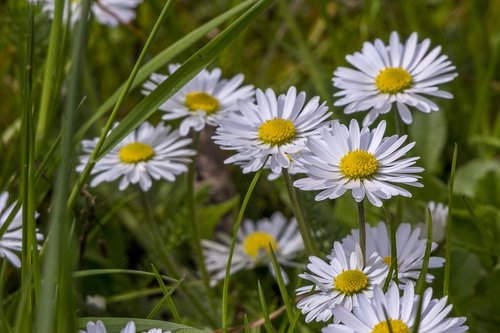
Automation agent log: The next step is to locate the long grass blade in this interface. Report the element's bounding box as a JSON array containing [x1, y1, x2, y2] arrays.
[[443, 143, 458, 296], [257, 280, 275, 333], [269, 248, 295, 322], [148, 264, 183, 322]]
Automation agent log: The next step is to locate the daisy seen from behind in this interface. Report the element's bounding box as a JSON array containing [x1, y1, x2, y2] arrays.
[[340, 222, 444, 288], [0, 192, 43, 268], [333, 31, 457, 126], [323, 282, 468, 333], [77, 121, 195, 192], [142, 64, 254, 136], [294, 119, 424, 207], [202, 212, 304, 284], [296, 242, 387, 323], [213, 86, 331, 175], [79, 320, 171, 333]]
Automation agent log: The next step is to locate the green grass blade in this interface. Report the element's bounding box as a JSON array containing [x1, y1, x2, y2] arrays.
[[269, 248, 295, 322], [72, 268, 178, 283], [258, 280, 275, 333], [462, 196, 499, 255], [148, 264, 183, 322], [443, 143, 458, 296], [285, 311, 301, 333]]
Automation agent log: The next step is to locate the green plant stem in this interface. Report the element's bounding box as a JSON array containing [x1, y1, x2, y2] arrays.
[[443, 144, 458, 296], [393, 111, 406, 137], [222, 168, 264, 332], [66, 0, 174, 215], [357, 200, 366, 264], [383, 207, 399, 291], [282, 169, 318, 256]]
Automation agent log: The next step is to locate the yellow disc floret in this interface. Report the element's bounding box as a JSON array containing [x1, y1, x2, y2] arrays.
[[372, 319, 411, 333], [242, 231, 278, 259], [339, 149, 378, 180], [185, 91, 219, 114], [375, 67, 413, 94], [334, 269, 369, 295], [258, 119, 296, 146], [119, 142, 155, 164]]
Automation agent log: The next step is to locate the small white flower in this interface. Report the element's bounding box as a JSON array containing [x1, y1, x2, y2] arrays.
[[294, 119, 424, 207], [202, 212, 304, 284], [85, 294, 107, 311], [77, 121, 195, 192], [323, 282, 468, 333], [340, 222, 444, 288], [79, 320, 171, 333], [0, 192, 43, 268], [333, 31, 457, 126], [213, 86, 331, 174], [296, 242, 387, 323], [142, 64, 254, 136], [418, 201, 448, 243], [36, 0, 143, 28]]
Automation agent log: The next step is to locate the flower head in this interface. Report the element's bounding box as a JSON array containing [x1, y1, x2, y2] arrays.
[[294, 119, 423, 207], [213, 86, 331, 174], [79, 320, 171, 333], [0, 192, 43, 268], [418, 201, 448, 243], [202, 212, 304, 284], [77, 122, 195, 191], [323, 282, 468, 333], [296, 242, 387, 322], [333, 31, 457, 126], [142, 64, 254, 136]]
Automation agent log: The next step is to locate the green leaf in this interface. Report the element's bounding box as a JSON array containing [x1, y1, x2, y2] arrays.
[[77, 317, 207, 333], [454, 159, 500, 197], [199, 195, 239, 238]]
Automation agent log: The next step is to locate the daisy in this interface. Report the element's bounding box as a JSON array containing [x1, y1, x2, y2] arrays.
[[296, 242, 387, 323], [142, 64, 254, 136], [333, 31, 457, 126], [202, 212, 304, 284], [418, 201, 448, 243], [35, 0, 143, 28], [79, 320, 171, 333], [213, 86, 331, 174], [340, 222, 445, 288], [293, 119, 424, 207], [77, 121, 195, 191], [323, 282, 468, 333], [0, 192, 43, 268]]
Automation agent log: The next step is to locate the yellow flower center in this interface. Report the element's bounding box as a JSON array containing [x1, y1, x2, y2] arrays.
[[334, 269, 368, 295], [242, 231, 278, 259], [384, 256, 392, 266], [119, 142, 155, 164], [372, 319, 410, 333], [185, 91, 219, 114], [375, 67, 413, 94], [258, 119, 296, 146], [339, 149, 378, 180]]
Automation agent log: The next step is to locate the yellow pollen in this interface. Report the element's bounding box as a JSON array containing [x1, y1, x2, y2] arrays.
[[334, 269, 368, 295], [185, 91, 219, 114], [242, 231, 278, 259], [383, 256, 392, 266], [119, 142, 155, 164], [371, 319, 410, 333], [339, 149, 378, 180], [258, 119, 296, 146], [375, 67, 413, 94]]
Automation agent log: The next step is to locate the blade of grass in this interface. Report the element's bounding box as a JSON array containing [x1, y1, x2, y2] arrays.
[[244, 315, 250, 333], [382, 207, 399, 291], [285, 311, 301, 333], [462, 196, 499, 255], [443, 143, 458, 296], [269, 248, 295, 322], [72, 268, 178, 283], [148, 264, 183, 322], [258, 280, 275, 333]]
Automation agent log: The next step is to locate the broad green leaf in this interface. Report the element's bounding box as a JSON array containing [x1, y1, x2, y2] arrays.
[[454, 159, 500, 197], [199, 195, 239, 238]]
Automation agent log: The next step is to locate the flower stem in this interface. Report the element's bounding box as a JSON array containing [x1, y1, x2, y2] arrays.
[[357, 200, 366, 264], [222, 168, 263, 332], [282, 169, 318, 256], [394, 111, 406, 136]]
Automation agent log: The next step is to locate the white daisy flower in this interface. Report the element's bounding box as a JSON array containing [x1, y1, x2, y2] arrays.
[[323, 282, 468, 333], [77, 121, 195, 192], [213, 86, 331, 174], [333, 31, 457, 126], [142, 64, 254, 136], [340, 222, 445, 288], [35, 0, 143, 28], [296, 242, 387, 323], [418, 201, 448, 243], [79, 320, 171, 333], [202, 212, 304, 284], [293, 119, 424, 207], [0, 192, 43, 268]]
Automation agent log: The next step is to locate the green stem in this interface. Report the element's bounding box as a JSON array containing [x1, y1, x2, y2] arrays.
[[282, 169, 318, 256], [357, 200, 366, 264], [393, 110, 406, 137], [222, 169, 264, 332], [443, 144, 458, 295]]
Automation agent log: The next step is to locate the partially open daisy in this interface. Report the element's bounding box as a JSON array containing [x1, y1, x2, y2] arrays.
[[418, 201, 448, 243], [296, 242, 387, 323], [294, 119, 423, 207], [77, 122, 195, 191], [202, 212, 304, 284], [79, 320, 171, 333], [142, 64, 254, 136], [0, 192, 43, 268], [333, 31, 457, 126], [340, 222, 444, 288], [36, 0, 143, 27], [324, 282, 468, 333], [213, 86, 331, 174]]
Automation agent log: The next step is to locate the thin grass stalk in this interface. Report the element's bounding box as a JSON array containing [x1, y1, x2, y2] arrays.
[[0, 261, 9, 332], [73, 269, 178, 282], [282, 169, 317, 256], [286, 312, 301, 333], [222, 168, 264, 332], [35, 0, 92, 331], [382, 207, 398, 291], [443, 144, 458, 296], [356, 200, 366, 264], [66, 0, 175, 214], [149, 264, 183, 322], [257, 280, 275, 332], [393, 108, 405, 136], [269, 248, 295, 322]]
